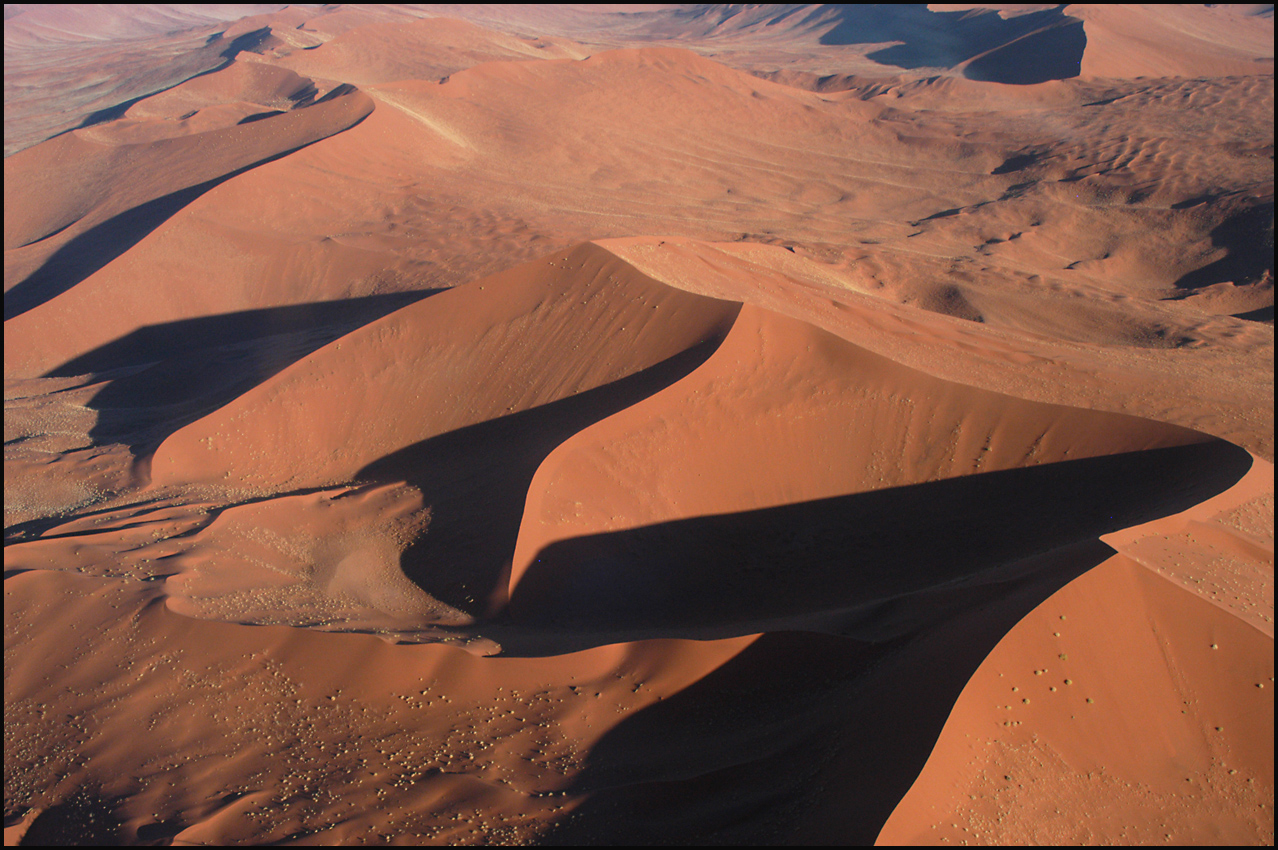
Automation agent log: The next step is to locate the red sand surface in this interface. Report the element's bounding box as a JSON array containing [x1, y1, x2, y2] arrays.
[[4, 4, 1273, 845]]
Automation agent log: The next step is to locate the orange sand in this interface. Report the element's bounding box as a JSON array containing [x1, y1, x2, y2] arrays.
[[4, 4, 1273, 845]]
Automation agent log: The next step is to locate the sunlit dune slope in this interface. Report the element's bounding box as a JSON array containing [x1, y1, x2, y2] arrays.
[[1, 4, 288, 156], [3, 82, 372, 321], [7, 236, 1256, 660], [506, 299, 1233, 640], [1071, 3, 1275, 79], [148, 242, 739, 492], [878, 547, 1274, 846], [109, 61, 326, 141], [273, 15, 589, 86], [601, 237, 1274, 460], [3, 563, 761, 845], [430, 3, 1272, 82], [5, 237, 1254, 654], [5, 41, 1271, 384]]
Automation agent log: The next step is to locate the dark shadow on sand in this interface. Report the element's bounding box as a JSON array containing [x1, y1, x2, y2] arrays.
[[44, 292, 438, 450], [504, 440, 1250, 644], [354, 336, 734, 618], [525, 439, 1249, 844], [1173, 201, 1275, 291], [4, 106, 369, 322], [818, 5, 1085, 85], [1234, 304, 1274, 323], [11, 784, 128, 846]]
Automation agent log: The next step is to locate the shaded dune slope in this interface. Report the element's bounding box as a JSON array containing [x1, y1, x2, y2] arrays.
[[518, 545, 1120, 845], [3, 81, 372, 320], [27, 241, 1234, 653], [816, 4, 1087, 84], [508, 442, 1244, 642], [505, 301, 1241, 644], [8, 240, 1249, 654], [148, 242, 740, 492]]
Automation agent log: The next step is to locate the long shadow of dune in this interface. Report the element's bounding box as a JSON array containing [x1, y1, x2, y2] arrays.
[[504, 440, 1250, 645], [1234, 304, 1274, 322], [5, 108, 371, 322], [529, 440, 1249, 843], [354, 338, 731, 618], [817, 5, 1085, 84], [1173, 200, 1274, 291], [10, 784, 129, 846], [45, 292, 437, 449], [534, 628, 888, 844], [65, 27, 283, 134], [535, 545, 1114, 845]]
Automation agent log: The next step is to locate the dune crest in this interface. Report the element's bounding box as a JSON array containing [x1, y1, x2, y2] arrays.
[[148, 242, 739, 492]]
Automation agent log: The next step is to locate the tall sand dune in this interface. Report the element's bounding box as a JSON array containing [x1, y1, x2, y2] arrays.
[[4, 4, 1273, 846], [506, 299, 1234, 643], [879, 548, 1274, 845], [148, 242, 739, 492], [3, 83, 372, 324], [1072, 3, 1275, 79]]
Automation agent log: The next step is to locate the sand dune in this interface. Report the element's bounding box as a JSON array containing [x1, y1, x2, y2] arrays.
[[273, 16, 590, 86], [4, 4, 1273, 846], [879, 549, 1274, 845], [506, 300, 1223, 638], [1073, 3, 1275, 79], [7, 32, 1271, 371], [147, 242, 738, 492], [2, 4, 291, 157], [3, 81, 372, 329]]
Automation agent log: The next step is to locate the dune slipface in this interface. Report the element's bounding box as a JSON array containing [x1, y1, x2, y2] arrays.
[[506, 301, 1222, 638], [3, 83, 373, 318], [4, 4, 1273, 847], [148, 242, 739, 493]]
